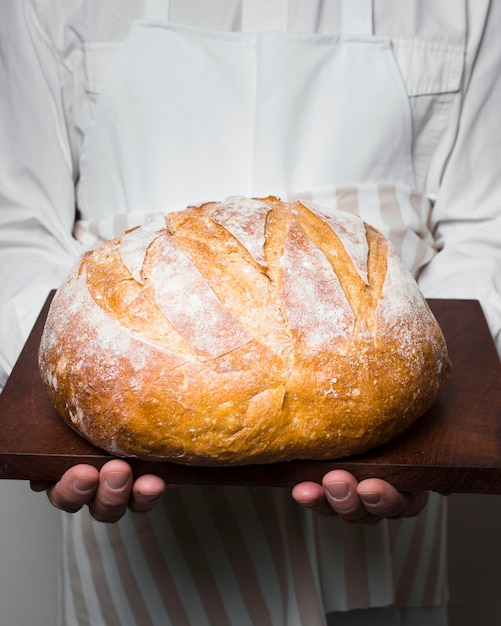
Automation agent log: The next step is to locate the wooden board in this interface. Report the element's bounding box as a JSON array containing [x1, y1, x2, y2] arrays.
[[0, 293, 500, 493]]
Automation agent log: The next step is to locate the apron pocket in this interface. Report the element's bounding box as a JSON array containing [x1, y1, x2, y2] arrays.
[[391, 38, 464, 187], [392, 39, 464, 97]]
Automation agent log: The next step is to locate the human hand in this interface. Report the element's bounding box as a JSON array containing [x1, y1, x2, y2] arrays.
[[30, 459, 166, 523], [291, 469, 428, 523]]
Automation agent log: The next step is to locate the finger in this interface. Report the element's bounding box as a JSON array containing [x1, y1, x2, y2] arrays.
[[88, 459, 134, 523], [357, 479, 429, 519], [129, 474, 167, 513], [45, 464, 100, 514], [321, 470, 374, 522], [291, 481, 336, 516]]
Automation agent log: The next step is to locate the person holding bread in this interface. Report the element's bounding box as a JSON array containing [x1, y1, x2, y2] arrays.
[[1, 1, 500, 625]]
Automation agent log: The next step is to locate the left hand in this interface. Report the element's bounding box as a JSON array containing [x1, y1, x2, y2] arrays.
[[291, 469, 429, 524]]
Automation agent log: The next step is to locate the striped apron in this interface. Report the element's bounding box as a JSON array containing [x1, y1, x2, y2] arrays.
[[67, 0, 446, 623]]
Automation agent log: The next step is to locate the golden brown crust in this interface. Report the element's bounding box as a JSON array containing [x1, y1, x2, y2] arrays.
[[38, 196, 451, 464]]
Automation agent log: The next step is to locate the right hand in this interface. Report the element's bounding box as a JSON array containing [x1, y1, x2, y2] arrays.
[[30, 459, 166, 523]]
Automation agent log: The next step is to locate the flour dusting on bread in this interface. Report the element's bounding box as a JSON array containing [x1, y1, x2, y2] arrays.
[[39, 195, 450, 464]]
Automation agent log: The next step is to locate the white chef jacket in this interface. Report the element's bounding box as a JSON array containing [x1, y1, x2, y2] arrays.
[[1, 0, 500, 389], [0, 1, 500, 625]]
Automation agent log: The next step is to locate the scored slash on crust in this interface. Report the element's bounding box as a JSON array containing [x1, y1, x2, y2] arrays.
[[118, 195, 388, 359], [38, 195, 451, 464]]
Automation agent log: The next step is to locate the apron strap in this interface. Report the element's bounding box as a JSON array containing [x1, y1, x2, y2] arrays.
[[144, 0, 288, 31], [242, 0, 288, 33], [341, 0, 374, 35], [144, 0, 170, 19], [144, 1, 373, 35]]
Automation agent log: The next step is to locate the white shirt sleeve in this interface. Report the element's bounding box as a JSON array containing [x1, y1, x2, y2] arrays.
[[0, 1, 82, 387], [418, 0, 501, 355]]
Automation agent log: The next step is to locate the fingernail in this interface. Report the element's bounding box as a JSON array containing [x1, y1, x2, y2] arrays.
[[141, 493, 162, 503], [297, 499, 319, 509], [361, 492, 381, 505], [104, 472, 129, 491], [326, 482, 350, 501], [73, 477, 96, 494]]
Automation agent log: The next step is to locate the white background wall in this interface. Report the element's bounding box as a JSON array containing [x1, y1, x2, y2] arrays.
[[0, 483, 500, 625]]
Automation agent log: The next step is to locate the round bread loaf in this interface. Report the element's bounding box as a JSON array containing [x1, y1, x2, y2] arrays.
[[38, 196, 450, 465]]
